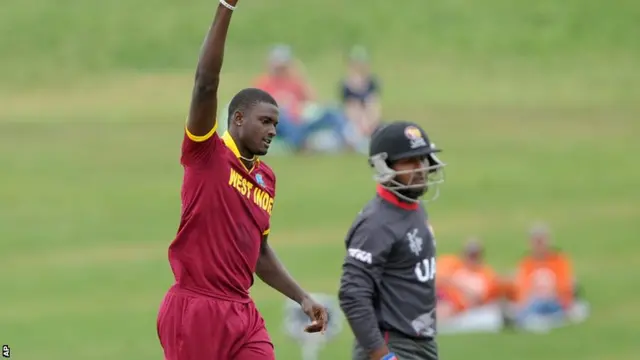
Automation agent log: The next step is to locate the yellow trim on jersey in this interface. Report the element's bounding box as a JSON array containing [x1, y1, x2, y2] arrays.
[[185, 121, 218, 142], [221, 131, 260, 173], [262, 228, 270, 236], [221, 131, 241, 157]]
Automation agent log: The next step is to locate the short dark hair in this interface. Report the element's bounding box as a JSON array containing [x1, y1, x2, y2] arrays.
[[227, 88, 278, 125]]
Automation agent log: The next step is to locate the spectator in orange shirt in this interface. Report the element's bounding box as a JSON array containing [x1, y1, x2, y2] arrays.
[[254, 45, 351, 153], [510, 223, 576, 330], [436, 239, 502, 321]]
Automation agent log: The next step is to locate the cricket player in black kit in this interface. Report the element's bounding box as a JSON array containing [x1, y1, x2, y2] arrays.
[[338, 121, 446, 360]]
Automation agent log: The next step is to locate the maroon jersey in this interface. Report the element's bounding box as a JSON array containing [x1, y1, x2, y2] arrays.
[[168, 125, 276, 302]]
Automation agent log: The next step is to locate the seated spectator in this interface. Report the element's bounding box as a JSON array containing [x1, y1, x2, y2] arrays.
[[254, 44, 352, 153], [436, 239, 505, 333], [437, 239, 503, 318], [504, 223, 589, 332], [340, 45, 382, 142]]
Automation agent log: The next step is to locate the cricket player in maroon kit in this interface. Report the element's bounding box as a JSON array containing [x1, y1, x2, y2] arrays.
[[156, 1, 328, 359]]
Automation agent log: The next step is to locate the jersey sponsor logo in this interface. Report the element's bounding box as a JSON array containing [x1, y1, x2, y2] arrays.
[[228, 168, 274, 215], [415, 257, 436, 283], [406, 228, 423, 256], [347, 248, 373, 264], [404, 125, 427, 149], [411, 309, 436, 337]]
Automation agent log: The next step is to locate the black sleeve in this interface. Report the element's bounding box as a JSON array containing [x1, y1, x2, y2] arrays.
[[338, 219, 394, 353]]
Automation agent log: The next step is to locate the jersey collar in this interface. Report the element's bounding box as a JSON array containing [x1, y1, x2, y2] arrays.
[[376, 185, 419, 211], [221, 131, 259, 172]]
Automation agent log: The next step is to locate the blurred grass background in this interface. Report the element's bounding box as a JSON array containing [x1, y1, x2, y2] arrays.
[[1, 0, 639, 359]]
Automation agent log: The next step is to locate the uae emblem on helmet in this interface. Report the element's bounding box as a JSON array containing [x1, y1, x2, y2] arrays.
[[283, 293, 343, 360], [404, 125, 427, 149]]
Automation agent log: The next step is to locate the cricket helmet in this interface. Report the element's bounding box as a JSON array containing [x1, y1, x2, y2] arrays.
[[368, 121, 445, 202]]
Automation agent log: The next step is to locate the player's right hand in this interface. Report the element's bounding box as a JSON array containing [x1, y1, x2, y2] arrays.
[[301, 296, 328, 333]]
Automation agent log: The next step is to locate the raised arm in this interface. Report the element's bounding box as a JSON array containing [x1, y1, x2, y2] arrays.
[[187, 0, 238, 138]]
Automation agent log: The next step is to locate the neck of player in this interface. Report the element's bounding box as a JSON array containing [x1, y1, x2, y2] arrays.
[[230, 131, 257, 165]]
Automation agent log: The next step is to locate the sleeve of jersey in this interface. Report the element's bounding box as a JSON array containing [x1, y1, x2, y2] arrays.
[[338, 220, 394, 353], [181, 121, 221, 167]]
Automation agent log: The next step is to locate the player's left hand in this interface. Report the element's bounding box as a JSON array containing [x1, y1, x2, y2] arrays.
[[300, 296, 328, 333]]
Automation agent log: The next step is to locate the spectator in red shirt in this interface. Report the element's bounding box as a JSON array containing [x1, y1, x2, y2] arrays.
[[255, 45, 352, 153]]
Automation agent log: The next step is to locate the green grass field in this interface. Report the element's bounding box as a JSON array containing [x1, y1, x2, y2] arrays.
[[1, 0, 639, 359]]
